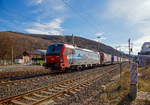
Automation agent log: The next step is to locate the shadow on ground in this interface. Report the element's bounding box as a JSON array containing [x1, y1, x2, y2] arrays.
[[117, 93, 136, 105]]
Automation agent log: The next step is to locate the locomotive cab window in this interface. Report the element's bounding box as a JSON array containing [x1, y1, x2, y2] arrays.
[[46, 44, 63, 56]]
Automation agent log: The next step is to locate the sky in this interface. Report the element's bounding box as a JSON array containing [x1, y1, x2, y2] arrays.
[[0, 0, 150, 55]]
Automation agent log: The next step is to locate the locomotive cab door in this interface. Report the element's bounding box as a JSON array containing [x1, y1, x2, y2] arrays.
[[65, 48, 75, 66]]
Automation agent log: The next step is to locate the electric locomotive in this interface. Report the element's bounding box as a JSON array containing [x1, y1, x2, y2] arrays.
[[45, 43, 100, 71]]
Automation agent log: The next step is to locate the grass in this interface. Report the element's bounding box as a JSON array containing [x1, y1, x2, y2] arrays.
[[98, 64, 150, 105], [138, 65, 150, 92]]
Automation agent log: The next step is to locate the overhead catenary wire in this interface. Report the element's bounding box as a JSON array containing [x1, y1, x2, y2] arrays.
[[1, 0, 117, 46], [0, 5, 92, 38], [61, 0, 102, 34], [62, 1, 125, 49], [1, 1, 103, 37], [0, 7, 70, 40], [1, 3, 97, 34], [61, 1, 135, 56]]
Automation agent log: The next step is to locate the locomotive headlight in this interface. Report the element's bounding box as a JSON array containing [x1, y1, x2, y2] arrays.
[[60, 57, 64, 62]]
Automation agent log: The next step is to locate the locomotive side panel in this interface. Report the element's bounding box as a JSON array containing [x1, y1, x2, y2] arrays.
[[69, 48, 100, 66]]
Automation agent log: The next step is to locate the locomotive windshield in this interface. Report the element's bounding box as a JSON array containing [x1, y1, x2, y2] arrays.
[[46, 44, 63, 56]]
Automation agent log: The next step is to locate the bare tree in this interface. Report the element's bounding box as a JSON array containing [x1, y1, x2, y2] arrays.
[[0, 33, 16, 60]]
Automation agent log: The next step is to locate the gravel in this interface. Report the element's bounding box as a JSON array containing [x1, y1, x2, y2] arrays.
[[0, 64, 118, 100]]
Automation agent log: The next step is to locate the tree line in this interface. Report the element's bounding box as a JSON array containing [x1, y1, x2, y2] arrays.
[[0, 33, 16, 60]]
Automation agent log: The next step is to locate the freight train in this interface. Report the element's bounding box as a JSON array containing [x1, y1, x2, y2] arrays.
[[45, 43, 128, 71]]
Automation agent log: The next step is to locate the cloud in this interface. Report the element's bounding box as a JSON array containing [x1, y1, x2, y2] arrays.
[[25, 0, 68, 35], [114, 35, 150, 55], [25, 18, 64, 35], [36, 0, 44, 4], [106, 0, 150, 54], [33, 18, 62, 29], [93, 37, 107, 42], [117, 35, 150, 55], [95, 32, 104, 36], [106, 0, 150, 23], [133, 35, 150, 53], [28, 0, 44, 5], [53, 5, 66, 11], [29, 0, 66, 11], [27, 0, 68, 27], [115, 44, 128, 54], [90, 32, 106, 43], [47, 18, 62, 29], [25, 29, 49, 35]]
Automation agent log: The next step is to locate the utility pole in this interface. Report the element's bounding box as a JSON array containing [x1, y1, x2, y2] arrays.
[[62, 33, 66, 44], [128, 38, 131, 64], [72, 34, 75, 46], [97, 36, 101, 52], [131, 43, 133, 54], [12, 47, 14, 65], [116, 46, 122, 88], [119, 47, 122, 87]]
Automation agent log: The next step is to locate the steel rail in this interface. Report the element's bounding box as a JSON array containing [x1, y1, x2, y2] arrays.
[[33, 67, 118, 105], [0, 64, 121, 105], [0, 65, 118, 104]]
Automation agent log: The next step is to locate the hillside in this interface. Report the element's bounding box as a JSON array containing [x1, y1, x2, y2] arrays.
[[0, 31, 122, 59], [28, 34, 120, 55]]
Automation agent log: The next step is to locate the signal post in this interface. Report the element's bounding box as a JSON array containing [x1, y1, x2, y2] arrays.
[[129, 61, 138, 99]]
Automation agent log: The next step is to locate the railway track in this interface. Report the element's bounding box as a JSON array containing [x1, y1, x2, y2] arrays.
[[0, 74, 61, 86], [0, 64, 122, 105], [0, 64, 119, 86], [0, 66, 118, 100]]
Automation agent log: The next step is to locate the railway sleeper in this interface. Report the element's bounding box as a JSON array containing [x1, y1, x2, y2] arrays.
[[39, 99, 56, 105], [48, 89, 59, 93], [57, 97, 65, 101], [11, 100, 27, 105], [74, 89, 80, 92], [54, 87, 64, 90], [69, 91, 77, 95], [32, 93, 47, 98], [58, 85, 68, 88], [41, 90, 53, 95], [23, 96, 38, 101], [64, 94, 71, 97]]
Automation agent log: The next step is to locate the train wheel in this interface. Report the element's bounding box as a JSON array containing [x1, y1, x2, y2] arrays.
[[81, 65, 85, 70], [76, 66, 81, 71], [66, 68, 72, 73]]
